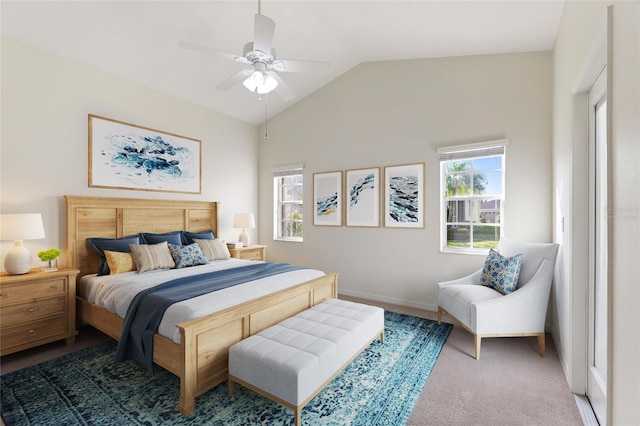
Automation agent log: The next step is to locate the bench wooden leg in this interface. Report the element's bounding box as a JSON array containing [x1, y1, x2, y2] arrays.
[[437, 307, 443, 324], [228, 378, 234, 396], [294, 406, 301, 426]]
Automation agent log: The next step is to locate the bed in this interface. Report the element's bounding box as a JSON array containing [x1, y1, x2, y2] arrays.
[[65, 195, 338, 415]]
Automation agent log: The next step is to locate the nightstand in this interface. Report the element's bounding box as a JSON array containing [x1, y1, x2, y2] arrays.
[[229, 245, 267, 261], [0, 267, 79, 356]]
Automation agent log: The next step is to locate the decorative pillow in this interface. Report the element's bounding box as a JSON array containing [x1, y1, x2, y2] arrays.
[[140, 231, 183, 246], [182, 230, 215, 245], [194, 238, 230, 261], [480, 249, 522, 295], [104, 250, 136, 275], [129, 241, 175, 273], [168, 243, 208, 269], [87, 235, 140, 276]]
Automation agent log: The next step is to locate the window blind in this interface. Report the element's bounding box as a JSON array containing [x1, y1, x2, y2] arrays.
[[272, 164, 304, 177], [437, 139, 508, 161]]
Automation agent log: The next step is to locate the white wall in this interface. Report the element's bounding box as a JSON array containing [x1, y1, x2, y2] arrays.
[[552, 1, 640, 424], [0, 37, 259, 270], [258, 52, 553, 311]]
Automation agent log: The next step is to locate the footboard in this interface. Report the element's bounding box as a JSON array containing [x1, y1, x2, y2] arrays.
[[175, 272, 338, 415], [79, 272, 338, 416]]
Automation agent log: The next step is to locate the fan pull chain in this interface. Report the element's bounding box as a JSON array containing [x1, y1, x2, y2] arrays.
[[264, 94, 269, 141]]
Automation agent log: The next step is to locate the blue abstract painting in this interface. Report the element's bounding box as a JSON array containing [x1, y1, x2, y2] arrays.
[[384, 164, 424, 228], [89, 115, 201, 194], [346, 168, 380, 227], [314, 171, 342, 226]]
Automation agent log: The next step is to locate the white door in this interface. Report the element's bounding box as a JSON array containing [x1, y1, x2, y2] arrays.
[[587, 68, 607, 425]]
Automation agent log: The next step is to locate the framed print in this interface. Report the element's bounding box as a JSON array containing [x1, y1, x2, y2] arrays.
[[346, 167, 380, 227], [89, 114, 202, 194], [384, 163, 425, 228], [313, 171, 342, 226]]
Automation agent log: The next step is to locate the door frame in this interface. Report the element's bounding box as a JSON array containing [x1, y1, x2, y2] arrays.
[[569, 7, 612, 426]]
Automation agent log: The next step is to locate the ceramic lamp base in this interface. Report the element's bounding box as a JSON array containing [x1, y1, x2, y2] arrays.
[[4, 240, 32, 275], [238, 229, 250, 246]]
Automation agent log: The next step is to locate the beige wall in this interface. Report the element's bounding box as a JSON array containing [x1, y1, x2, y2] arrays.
[[552, 1, 639, 424], [258, 52, 553, 311], [0, 37, 260, 269]]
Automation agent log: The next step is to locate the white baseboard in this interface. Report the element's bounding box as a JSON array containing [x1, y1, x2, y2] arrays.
[[338, 289, 438, 313]]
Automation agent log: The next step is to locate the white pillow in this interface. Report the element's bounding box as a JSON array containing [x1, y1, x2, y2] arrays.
[[194, 238, 230, 261], [129, 241, 175, 273]]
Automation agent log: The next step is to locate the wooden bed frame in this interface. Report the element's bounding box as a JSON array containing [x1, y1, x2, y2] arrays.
[[65, 195, 338, 415]]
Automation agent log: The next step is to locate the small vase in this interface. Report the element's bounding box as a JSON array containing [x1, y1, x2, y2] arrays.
[[41, 259, 58, 272]]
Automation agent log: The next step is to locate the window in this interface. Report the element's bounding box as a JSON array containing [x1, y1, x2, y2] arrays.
[[273, 164, 304, 242], [438, 140, 507, 253]]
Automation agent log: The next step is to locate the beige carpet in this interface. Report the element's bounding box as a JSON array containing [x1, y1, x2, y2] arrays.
[[1, 297, 584, 426], [341, 296, 584, 426]]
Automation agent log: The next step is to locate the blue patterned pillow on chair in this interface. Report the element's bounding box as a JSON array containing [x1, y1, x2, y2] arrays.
[[480, 249, 522, 295]]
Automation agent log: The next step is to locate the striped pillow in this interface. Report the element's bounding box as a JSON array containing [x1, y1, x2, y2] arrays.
[[194, 238, 230, 261], [129, 241, 175, 273]]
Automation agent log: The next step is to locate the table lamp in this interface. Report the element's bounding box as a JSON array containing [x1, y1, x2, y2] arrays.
[[233, 213, 255, 247], [1, 213, 46, 275]]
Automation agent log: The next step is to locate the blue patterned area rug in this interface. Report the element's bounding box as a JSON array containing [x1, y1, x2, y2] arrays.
[[1, 311, 452, 426]]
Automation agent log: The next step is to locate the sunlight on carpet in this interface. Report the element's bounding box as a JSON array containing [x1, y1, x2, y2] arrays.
[[1, 311, 452, 426]]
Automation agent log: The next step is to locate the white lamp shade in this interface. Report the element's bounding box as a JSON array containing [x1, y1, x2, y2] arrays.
[[233, 213, 255, 229], [233, 213, 255, 247], [1, 213, 46, 241], [1, 213, 46, 275]]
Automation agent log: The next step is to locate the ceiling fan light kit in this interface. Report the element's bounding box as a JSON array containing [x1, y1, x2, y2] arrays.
[[242, 62, 278, 94]]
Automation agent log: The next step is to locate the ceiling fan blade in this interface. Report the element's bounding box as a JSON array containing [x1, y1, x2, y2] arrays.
[[271, 59, 332, 74], [253, 14, 276, 54], [216, 69, 253, 91], [178, 41, 249, 64], [271, 73, 295, 101]]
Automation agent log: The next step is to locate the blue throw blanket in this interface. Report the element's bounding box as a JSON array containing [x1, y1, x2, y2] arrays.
[[115, 262, 303, 371]]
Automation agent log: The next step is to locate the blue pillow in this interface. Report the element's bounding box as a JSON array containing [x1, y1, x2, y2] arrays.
[[181, 230, 215, 245], [140, 231, 183, 246], [87, 235, 140, 276], [168, 243, 208, 269], [480, 248, 522, 295]]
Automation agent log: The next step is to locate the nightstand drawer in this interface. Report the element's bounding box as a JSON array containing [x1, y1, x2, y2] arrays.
[[1, 296, 66, 327], [239, 249, 264, 261], [229, 245, 266, 261], [0, 276, 67, 306], [1, 316, 67, 351]]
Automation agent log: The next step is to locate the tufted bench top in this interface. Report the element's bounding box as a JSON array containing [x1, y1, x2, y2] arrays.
[[228, 298, 384, 425]]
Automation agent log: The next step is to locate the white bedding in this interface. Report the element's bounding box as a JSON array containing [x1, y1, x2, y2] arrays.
[[78, 259, 325, 343]]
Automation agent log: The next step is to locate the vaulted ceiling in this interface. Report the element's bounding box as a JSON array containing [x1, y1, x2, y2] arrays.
[[1, 1, 565, 124]]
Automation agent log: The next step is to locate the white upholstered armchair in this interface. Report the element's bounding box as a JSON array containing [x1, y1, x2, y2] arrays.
[[437, 238, 559, 360]]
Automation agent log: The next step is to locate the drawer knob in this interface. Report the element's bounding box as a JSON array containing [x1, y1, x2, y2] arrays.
[[0, 293, 8, 299], [49, 285, 58, 291], [26, 329, 37, 338], [25, 307, 36, 315]]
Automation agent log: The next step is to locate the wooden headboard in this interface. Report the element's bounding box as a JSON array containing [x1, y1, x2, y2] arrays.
[[65, 195, 220, 278]]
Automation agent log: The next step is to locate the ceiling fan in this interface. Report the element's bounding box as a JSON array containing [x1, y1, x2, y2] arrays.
[[179, 2, 331, 101]]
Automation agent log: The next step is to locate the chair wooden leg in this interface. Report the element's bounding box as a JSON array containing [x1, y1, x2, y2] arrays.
[[437, 307, 443, 324], [474, 334, 481, 360], [537, 332, 546, 357]]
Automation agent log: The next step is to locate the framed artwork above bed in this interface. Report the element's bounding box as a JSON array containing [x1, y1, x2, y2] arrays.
[[88, 114, 202, 194]]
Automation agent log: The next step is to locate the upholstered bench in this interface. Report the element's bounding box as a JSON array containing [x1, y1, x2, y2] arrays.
[[228, 298, 384, 425]]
